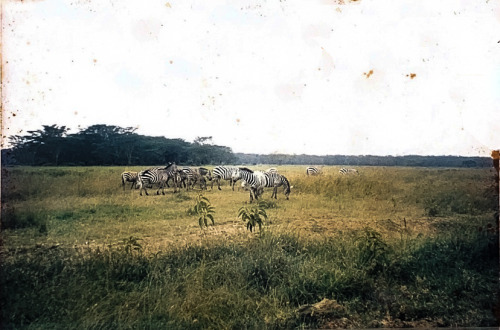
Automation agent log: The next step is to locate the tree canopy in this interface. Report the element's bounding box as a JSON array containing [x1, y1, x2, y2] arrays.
[[1, 124, 491, 168], [4, 125, 236, 166]]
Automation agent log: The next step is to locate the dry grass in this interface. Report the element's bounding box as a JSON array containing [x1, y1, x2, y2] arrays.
[[1, 165, 497, 250], [1, 165, 498, 328]]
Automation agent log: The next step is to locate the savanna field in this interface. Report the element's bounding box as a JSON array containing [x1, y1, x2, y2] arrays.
[[1, 165, 499, 329]]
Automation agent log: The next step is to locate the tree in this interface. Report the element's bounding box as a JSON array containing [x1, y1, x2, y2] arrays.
[[73, 125, 137, 165], [10, 125, 69, 165], [194, 136, 213, 145]]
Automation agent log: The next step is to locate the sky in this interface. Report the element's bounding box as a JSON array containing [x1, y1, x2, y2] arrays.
[[2, 0, 499, 156]]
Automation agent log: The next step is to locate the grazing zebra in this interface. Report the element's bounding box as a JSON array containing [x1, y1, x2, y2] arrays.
[[121, 171, 139, 190], [181, 167, 212, 190], [199, 167, 212, 181], [211, 166, 240, 191], [263, 171, 291, 200], [339, 168, 359, 175], [237, 168, 266, 202], [137, 163, 178, 196], [238, 168, 291, 202], [164, 168, 188, 189], [265, 168, 278, 173], [306, 166, 320, 176]]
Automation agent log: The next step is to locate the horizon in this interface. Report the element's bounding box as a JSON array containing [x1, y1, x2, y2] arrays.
[[2, 0, 499, 157], [1, 121, 493, 160]]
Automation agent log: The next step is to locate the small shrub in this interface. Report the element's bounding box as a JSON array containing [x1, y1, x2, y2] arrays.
[[258, 200, 278, 209], [355, 228, 390, 272], [189, 195, 215, 229], [238, 201, 268, 232], [121, 236, 143, 254]]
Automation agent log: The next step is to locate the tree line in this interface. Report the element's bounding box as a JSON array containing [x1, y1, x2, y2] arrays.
[[1, 124, 491, 168], [2, 124, 236, 166], [236, 153, 492, 168]]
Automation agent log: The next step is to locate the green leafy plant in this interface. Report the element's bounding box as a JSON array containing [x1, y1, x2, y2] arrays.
[[122, 236, 143, 254], [356, 228, 389, 269], [190, 195, 215, 229], [238, 201, 268, 232]]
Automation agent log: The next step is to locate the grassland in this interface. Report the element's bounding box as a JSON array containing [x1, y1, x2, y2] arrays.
[[1, 165, 499, 328]]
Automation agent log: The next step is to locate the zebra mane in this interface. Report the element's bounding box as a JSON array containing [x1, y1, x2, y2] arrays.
[[162, 162, 176, 170], [239, 167, 254, 173]]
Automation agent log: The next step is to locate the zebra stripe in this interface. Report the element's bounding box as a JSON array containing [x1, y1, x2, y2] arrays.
[[237, 168, 266, 202], [137, 163, 178, 196], [262, 171, 291, 200], [211, 166, 240, 191], [339, 168, 359, 175], [306, 167, 320, 176], [182, 167, 211, 190], [238, 168, 290, 202], [121, 171, 138, 190]]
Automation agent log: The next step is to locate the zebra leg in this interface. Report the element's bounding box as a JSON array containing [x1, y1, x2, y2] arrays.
[[271, 187, 277, 199], [217, 178, 222, 190], [254, 188, 260, 201], [251, 187, 260, 202]]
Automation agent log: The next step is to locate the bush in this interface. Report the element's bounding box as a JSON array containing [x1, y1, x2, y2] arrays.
[[1, 208, 47, 230]]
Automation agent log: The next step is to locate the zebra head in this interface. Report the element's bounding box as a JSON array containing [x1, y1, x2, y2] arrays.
[[164, 162, 176, 171], [231, 169, 242, 181], [199, 167, 212, 181], [282, 175, 291, 200], [241, 180, 250, 191]]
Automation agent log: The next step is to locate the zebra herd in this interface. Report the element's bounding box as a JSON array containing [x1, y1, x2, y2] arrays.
[[122, 163, 213, 196], [306, 166, 359, 176], [122, 165, 359, 201], [120, 165, 291, 201]]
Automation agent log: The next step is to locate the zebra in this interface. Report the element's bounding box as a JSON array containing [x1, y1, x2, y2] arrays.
[[211, 166, 240, 190], [263, 171, 291, 200], [181, 167, 212, 190], [237, 167, 266, 202], [137, 163, 178, 196], [238, 168, 291, 202], [265, 168, 278, 173], [168, 168, 188, 189], [121, 171, 139, 190], [339, 168, 359, 175], [306, 166, 320, 176]]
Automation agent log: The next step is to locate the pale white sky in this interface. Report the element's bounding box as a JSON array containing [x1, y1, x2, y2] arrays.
[[2, 0, 499, 156]]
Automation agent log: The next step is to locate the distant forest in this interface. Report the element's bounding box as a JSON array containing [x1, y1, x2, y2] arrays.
[[1, 124, 492, 168]]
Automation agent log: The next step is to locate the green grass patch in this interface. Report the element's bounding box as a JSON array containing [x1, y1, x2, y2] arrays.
[[1, 165, 498, 328], [1, 231, 497, 328]]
